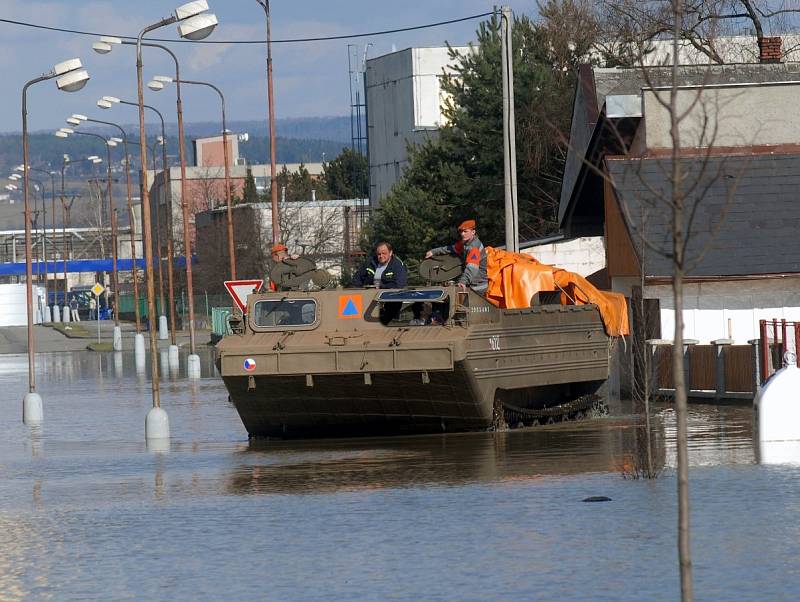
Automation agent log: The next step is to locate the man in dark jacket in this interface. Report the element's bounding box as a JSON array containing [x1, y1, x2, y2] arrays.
[[351, 241, 408, 288]]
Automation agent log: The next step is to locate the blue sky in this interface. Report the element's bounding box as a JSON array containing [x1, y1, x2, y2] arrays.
[[0, 0, 534, 134]]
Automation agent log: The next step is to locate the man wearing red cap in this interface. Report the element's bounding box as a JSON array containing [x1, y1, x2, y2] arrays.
[[425, 219, 487, 293]]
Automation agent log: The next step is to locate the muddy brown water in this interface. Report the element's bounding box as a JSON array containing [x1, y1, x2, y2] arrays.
[[1, 350, 798, 600]]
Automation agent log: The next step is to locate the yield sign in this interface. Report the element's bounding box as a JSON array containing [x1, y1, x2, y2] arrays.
[[224, 279, 264, 314]]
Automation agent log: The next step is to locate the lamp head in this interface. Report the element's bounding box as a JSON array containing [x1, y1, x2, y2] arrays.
[[147, 80, 165, 92], [97, 99, 113, 109], [177, 12, 218, 40], [55, 131, 69, 138], [92, 158, 103, 164], [9, 174, 21, 180], [102, 96, 121, 104], [66, 117, 82, 126], [107, 140, 118, 147], [59, 128, 74, 135], [110, 137, 123, 144], [93, 36, 121, 55], [56, 69, 90, 93], [174, 1, 210, 19]]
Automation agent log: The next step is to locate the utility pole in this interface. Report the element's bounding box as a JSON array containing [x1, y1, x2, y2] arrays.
[[501, 6, 519, 253]]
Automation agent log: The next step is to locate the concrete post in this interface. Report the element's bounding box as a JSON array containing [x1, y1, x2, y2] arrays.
[[748, 338, 762, 393], [683, 339, 699, 398], [712, 339, 733, 401]]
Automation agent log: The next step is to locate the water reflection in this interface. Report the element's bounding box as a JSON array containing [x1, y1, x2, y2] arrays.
[[2, 351, 799, 600]]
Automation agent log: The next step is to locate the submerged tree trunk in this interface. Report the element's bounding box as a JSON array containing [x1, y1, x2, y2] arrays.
[[669, 2, 693, 599]]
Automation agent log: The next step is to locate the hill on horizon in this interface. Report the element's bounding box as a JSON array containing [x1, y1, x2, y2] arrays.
[[18, 115, 355, 144]]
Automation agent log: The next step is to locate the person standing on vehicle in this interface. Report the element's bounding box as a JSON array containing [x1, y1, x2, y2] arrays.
[[425, 219, 487, 294], [351, 241, 407, 289], [269, 243, 299, 291]]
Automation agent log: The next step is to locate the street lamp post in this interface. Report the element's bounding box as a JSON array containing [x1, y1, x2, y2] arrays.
[[255, 0, 280, 243], [94, 37, 199, 365], [20, 166, 57, 321], [58, 128, 122, 347], [60, 155, 102, 320], [135, 1, 219, 439], [149, 76, 236, 279], [68, 114, 142, 334], [21, 58, 90, 424], [98, 97, 174, 343]]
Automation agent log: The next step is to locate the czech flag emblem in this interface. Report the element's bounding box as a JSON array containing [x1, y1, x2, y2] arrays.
[[243, 358, 257, 372]]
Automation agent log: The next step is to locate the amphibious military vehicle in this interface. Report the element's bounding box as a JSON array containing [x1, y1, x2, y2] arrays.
[[215, 256, 616, 439]]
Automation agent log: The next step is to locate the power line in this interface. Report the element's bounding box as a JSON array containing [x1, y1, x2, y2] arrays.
[[0, 11, 494, 45]]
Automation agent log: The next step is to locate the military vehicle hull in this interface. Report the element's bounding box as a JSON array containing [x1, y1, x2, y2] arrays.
[[216, 287, 612, 438]]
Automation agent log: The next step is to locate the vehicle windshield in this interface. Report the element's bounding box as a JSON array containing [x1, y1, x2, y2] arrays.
[[375, 289, 449, 327], [253, 298, 317, 328]]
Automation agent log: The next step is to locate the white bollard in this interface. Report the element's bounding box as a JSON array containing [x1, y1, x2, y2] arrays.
[[187, 354, 201, 379], [114, 351, 123, 378], [23, 392, 43, 425], [160, 350, 170, 379], [168, 345, 180, 372], [43, 305, 51, 323], [61, 305, 69, 323], [134, 333, 146, 364], [54, 305, 62, 323], [135, 348, 146, 374], [158, 315, 169, 340], [113, 326, 122, 351], [145, 406, 170, 443]]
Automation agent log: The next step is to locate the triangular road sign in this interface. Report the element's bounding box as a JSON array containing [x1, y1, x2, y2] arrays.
[[224, 279, 264, 314]]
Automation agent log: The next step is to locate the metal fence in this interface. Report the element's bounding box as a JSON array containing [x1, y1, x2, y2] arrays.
[[117, 291, 231, 330]]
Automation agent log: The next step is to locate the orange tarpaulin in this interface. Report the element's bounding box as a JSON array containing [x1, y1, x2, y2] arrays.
[[485, 247, 629, 337]]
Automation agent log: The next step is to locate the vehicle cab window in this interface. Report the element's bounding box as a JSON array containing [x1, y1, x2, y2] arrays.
[[253, 298, 317, 328]]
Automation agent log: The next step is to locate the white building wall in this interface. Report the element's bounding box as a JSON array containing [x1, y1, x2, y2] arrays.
[[613, 277, 800, 345], [523, 236, 606, 278], [366, 46, 469, 205]]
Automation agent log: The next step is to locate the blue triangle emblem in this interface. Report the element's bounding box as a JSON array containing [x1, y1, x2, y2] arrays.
[[342, 299, 359, 316]]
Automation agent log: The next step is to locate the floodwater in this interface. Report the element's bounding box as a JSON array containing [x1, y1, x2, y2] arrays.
[[1, 351, 799, 601]]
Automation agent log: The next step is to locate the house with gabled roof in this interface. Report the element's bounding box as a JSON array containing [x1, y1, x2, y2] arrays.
[[557, 57, 800, 348]]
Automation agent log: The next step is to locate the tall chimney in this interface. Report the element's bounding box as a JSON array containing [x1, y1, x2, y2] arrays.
[[759, 36, 782, 63]]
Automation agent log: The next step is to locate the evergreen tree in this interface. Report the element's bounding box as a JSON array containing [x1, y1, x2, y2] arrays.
[[242, 167, 259, 203], [322, 147, 369, 199]]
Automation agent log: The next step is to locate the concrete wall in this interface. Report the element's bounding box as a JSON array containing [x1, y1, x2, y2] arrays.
[[366, 47, 468, 205], [644, 82, 800, 149], [523, 236, 607, 277], [613, 276, 800, 344]]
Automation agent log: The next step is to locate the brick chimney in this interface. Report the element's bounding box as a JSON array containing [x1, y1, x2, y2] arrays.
[[758, 36, 782, 63]]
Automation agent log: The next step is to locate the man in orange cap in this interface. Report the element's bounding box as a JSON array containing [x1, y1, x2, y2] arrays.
[[425, 219, 487, 293], [269, 243, 298, 291]]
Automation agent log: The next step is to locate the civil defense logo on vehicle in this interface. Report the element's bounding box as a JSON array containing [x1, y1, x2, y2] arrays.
[[243, 358, 256, 372]]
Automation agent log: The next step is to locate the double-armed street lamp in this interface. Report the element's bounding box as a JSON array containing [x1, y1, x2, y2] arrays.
[[132, 0, 219, 439], [149, 75, 236, 280], [21, 58, 90, 423]]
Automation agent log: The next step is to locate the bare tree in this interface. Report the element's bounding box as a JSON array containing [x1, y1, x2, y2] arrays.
[[600, 0, 800, 65]]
